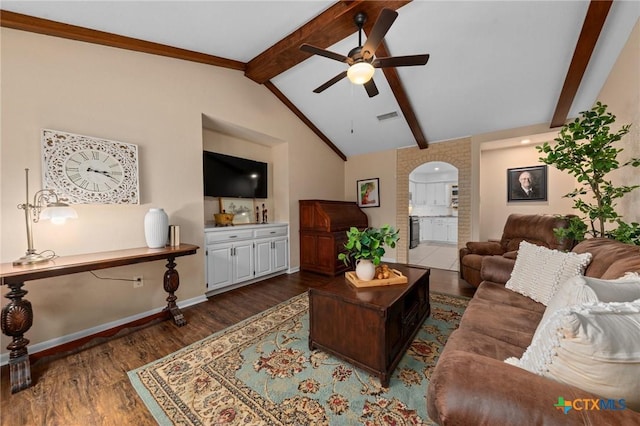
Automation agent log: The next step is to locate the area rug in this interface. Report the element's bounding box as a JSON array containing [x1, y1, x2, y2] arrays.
[[128, 292, 468, 425]]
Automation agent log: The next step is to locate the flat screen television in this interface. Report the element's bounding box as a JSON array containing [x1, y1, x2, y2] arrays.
[[203, 151, 268, 199]]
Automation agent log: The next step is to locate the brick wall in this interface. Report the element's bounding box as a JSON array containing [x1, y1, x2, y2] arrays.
[[396, 138, 472, 263]]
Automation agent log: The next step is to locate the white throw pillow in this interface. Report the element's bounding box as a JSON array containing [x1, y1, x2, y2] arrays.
[[505, 241, 592, 305], [505, 301, 640, 410], [540, 274, 640, 327]]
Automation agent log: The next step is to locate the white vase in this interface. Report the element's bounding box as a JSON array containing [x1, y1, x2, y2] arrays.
[[355, 259, 376, 281], [144, 208, 169, 248]]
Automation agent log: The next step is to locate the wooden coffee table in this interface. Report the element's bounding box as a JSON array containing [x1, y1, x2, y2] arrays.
[[308, 263, 430, 387]]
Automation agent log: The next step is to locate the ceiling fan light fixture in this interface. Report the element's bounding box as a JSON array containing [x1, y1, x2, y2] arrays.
[[347, 62, 375, 85]]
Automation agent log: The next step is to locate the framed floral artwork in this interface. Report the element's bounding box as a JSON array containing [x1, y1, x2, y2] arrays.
[[357, 178, 380, 208]]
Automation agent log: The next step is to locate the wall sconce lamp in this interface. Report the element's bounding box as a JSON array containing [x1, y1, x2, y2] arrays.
[[13, 168, 78, 266]]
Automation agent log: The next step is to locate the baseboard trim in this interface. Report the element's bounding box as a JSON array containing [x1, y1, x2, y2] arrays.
[[0, 294, 207, 366]]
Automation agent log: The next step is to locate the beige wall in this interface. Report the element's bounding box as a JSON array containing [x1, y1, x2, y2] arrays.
[[478, 143, 576, 240], [1, 28, 344, 353], [597, 19, 640, 223], [344, 150, 399, 259]]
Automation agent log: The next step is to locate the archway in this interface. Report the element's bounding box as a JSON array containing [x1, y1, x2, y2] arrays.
[[395, 138, 471, 264], [408, 161, 459, 271]]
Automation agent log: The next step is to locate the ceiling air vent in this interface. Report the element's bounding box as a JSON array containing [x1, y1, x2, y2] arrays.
[[377, 111, 399, 122]]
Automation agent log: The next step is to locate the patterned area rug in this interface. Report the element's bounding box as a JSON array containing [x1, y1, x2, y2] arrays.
[[128, 292, 468, 425]]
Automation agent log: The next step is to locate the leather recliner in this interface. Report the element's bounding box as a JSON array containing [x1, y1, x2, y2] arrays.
[[459, 214, 574, 287]]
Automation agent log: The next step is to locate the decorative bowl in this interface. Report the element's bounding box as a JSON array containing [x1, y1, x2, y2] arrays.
[[214, 213, 235, 226]]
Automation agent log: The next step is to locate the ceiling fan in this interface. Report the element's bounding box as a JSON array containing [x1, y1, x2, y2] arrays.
[[300, 8, 430, 98]]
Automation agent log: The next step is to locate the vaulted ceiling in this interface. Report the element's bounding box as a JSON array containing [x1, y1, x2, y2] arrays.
[[2, 1, 638, 160]]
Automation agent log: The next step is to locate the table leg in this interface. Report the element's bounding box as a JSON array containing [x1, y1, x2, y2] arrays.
[[0, 281, 33, 393], [380, 373, 390, 388], [163, 256, 186, 327]]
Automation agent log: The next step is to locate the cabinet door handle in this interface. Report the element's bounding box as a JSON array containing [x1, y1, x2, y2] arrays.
[[229, 235, 237, 239], [270, 231, 276, 234]]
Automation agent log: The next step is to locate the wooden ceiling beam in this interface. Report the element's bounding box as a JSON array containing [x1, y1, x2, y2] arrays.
[[249, 0, 427, 154], [245, 0, 410, 84], [363, 23, 428, 150], [2, 4, 424, 158], [378, 45, 428, 150], [550, 0, 613, 128], [0, 10, 245, 70]]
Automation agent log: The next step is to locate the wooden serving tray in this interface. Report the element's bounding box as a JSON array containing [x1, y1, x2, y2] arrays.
[[345, 268, 408, 288]]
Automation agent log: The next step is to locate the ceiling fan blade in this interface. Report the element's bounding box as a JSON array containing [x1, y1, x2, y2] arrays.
[[313, 71, 348, 93], [364, 79, 379, 98], [373, 54, 430, 68], [361, 8, 398, 59], [300, 43, 350, 64]]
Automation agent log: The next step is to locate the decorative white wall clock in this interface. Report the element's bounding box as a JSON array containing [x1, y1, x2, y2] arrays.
[[41, 129, 140, 204]]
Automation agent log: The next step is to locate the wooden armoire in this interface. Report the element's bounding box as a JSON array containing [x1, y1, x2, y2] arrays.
[[299, 200, 368, 276]]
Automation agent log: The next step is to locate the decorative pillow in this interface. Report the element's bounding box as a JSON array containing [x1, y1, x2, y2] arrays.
[[505, 301, 640, 410], [505, 241, 592, 305], [540, 273, 640, 326]]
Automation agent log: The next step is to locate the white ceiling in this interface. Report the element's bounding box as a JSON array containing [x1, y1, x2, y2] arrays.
[[3, 1, 639, 158]]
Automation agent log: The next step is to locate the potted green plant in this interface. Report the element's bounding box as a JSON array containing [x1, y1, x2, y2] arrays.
[[338, 225, 400, 281], [537, 102, 640, 245]]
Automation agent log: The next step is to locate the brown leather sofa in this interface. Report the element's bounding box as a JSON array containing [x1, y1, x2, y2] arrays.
[[459, 214, 574, 287], [427, 238, 640, 425]]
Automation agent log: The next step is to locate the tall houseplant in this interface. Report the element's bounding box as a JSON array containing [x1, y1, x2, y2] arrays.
[[537, 102, 640, 245], [338, 225, 399, 280]]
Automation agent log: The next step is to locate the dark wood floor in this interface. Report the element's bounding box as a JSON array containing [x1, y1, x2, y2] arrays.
[[0, 268, 475, 426]]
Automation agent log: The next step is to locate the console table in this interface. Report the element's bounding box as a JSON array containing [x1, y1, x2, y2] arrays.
[[308, 264, 430, 387], [0, 243, 199, 393]]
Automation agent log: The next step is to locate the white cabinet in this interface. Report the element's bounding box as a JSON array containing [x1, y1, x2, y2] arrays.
[[205, 230, 254, 291], [427, 183, 449, 206], [254, 239, 272, 277], [433, 219, 447, 241], [412, 182, 451, 206], [415, 183, 428, 205], [206, 243, 233, 289], [409, 181, 416, 204], [206, 240, 254, 290], [254, 226, 288, 278], [205, 224, 288, 292], [420, 218, 433, 241], [438, 184, 450, 206], [420, 217, 458, 243], [273, 238, 288, 270], [447, 219, 458, 243]]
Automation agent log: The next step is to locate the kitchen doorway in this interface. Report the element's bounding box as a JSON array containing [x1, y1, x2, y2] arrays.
[[409, 241, 459, 271], [408, 161, 459, 271]]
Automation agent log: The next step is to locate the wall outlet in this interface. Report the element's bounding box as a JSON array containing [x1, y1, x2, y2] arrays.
[[133, 276, 144, 288]]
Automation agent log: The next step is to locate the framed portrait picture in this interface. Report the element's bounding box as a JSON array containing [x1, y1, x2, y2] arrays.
[[357, 178, 380, 208], [507, 165, 548, 202], [220, 198, 254, 224]]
